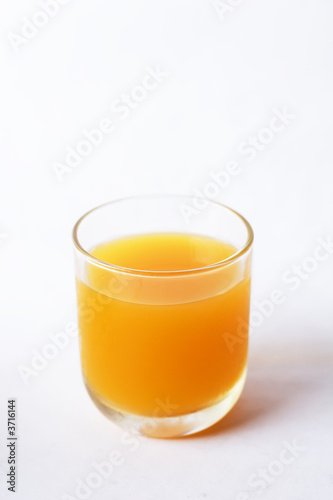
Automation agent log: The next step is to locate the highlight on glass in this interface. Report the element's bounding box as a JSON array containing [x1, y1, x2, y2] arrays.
[[73, 195, 253, 438]]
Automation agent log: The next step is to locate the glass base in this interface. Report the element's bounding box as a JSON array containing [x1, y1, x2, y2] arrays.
[[86, 370, 247, 439]]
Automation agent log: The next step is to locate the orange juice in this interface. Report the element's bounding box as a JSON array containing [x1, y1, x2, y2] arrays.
[[76, 233, 250, 418]]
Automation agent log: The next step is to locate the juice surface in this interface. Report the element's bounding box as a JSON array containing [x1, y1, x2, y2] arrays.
[[77, 233, 250, 417], [92, 233, 237, 271]]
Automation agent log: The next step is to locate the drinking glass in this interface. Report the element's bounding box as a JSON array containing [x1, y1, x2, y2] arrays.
[[73, 195, 253, 438]]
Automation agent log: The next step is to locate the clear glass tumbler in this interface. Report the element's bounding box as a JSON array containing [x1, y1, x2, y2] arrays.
[[73, 195, 253, 438]]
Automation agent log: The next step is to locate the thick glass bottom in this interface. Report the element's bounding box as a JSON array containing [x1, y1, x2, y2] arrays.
[[85, 369, 247, 439]]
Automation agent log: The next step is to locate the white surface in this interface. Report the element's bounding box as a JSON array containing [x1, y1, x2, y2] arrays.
[[1, 1, 333, 499]]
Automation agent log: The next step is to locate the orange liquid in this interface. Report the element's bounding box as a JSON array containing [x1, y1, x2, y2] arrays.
[[76, 234, 250, 417]]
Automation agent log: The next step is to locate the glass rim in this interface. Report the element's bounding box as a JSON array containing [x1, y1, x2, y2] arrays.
[[72, 195, 254, 277]]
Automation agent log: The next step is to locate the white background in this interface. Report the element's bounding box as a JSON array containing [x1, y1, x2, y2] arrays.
[[1, 1, 333, 499]]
